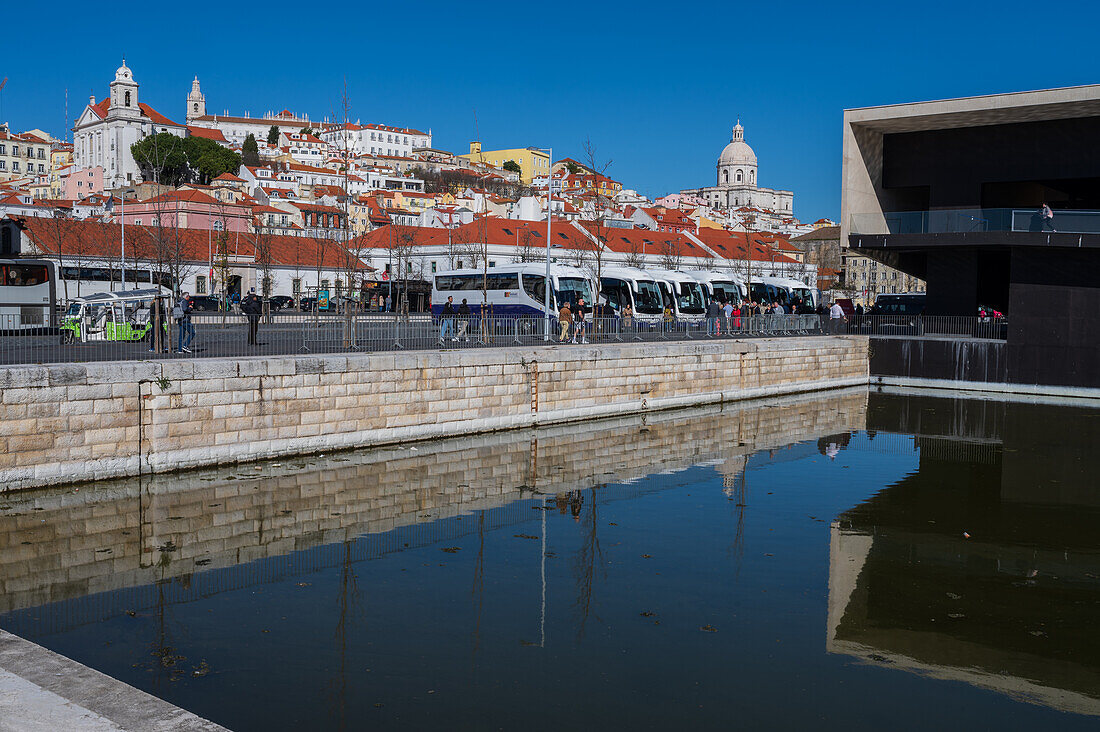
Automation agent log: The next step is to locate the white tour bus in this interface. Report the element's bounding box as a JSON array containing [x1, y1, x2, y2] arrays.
[[0, 258, 56, 331], [749, 275, 817, 313], [431, 263, 593, 317], [599, 266, 666, 324], [684, 270, 746, 308], [648, 269, 708, 323]]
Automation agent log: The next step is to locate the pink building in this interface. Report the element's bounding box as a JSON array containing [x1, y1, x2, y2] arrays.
[[63, 166, 104, 200], [117, 188, 251, 232]]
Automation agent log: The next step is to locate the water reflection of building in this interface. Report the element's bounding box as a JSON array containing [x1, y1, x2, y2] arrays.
[[828, 391, 1100, 716], [0, 389, 868, 625]]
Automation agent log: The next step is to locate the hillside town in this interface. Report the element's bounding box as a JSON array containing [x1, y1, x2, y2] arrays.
[[0, 62, 923, 308]]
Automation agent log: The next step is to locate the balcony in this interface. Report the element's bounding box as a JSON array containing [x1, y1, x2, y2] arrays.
[[851, 208, 1100, 236]]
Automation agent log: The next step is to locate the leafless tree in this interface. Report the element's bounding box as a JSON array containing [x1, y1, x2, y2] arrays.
[[512, 222, 541, 263], [657, 236, 683, 271], [576, 138, 615, 305]]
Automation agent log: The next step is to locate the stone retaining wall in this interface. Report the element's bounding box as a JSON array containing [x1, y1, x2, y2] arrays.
[[0, 389, 868, 618], [0, 337, 868, 491]]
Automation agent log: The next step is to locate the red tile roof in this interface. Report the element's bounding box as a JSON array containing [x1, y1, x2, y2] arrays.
[[187, 125, 228, 142]]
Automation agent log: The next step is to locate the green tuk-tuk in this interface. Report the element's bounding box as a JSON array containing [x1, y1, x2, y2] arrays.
[[60, 289, 169, 344]]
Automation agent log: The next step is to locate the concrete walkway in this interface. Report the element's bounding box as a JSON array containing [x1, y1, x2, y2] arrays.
[[0, 630, 227, 732]]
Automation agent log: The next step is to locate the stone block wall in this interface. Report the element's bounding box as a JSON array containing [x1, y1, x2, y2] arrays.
[[0, 337, 868, 491], [0, 389, 869, 618]]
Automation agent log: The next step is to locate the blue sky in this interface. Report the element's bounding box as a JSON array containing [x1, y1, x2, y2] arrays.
[[3, 0, 1098, 222]]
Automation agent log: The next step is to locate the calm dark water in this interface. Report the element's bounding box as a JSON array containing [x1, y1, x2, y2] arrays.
[[2, 388, 1100, 731]]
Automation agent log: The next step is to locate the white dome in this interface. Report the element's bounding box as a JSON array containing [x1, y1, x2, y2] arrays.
[[717, 122, 756, 166], [115, 60, 133, 82]]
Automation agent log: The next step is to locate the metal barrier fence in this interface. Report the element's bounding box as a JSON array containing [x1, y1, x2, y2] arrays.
[[0, 311, 1005, 365]]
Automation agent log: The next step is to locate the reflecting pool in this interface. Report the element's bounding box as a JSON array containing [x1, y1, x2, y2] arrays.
[[2, 387, 1099, 730]]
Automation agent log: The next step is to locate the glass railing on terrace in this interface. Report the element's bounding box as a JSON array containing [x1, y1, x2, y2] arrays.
[[850, 208, 1100, 236]]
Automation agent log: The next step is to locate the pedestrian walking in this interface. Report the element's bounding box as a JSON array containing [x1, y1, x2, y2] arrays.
[[173, 292, 195, 353], [230, 291, 241, 315], [573, 298, 588, 343], [558, 301, 572, 343], [706, 298, 721, 336], [722, 299, 733, 335], [829, 300, 846, 334], [457, 298, 471, 342], [440, 296, 456, 342], [241, 287, 263, 345], [1040, 202, 1057, 232]]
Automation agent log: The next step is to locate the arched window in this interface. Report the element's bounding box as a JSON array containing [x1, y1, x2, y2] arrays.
[[124, 91, 131, 107], [193, 103, 199, 112], [736, 169, 743, 183], [750, 170, 755, 184], [723, 170, 729, 184]]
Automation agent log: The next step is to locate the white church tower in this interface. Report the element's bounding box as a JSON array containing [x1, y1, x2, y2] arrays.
[[186, 77, 206, 123], [107, 60, 140, 122]]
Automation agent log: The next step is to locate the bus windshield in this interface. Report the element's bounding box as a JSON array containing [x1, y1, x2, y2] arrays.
[[634, 281, 663, 314], [791, 288, 814, 311], [556, 277, 592, 308], [677, 281, 706, 313], [712, 283, 740, 306]]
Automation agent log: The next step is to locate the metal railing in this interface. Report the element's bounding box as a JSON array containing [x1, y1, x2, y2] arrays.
[[835, 315, 1007, 340], [0, 311, 1007, 365], [850, 208, 1100, 236]]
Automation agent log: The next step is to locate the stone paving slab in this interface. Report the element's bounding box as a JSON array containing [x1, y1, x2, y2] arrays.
[[0, 630, 227, 732]]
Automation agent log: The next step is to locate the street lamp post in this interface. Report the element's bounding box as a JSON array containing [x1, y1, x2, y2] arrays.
[[531, 147, 553, 340]]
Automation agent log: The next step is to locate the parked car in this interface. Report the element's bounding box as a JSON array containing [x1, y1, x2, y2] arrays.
[[188, 295, 223, 312], [268, 295, 295, 311], [299, 296, 318, 312]]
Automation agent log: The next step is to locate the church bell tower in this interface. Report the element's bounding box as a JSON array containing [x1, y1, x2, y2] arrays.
[[186, 76, 206, 123]]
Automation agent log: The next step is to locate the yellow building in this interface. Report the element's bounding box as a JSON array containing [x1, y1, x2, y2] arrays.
[[459, 142, 548, 184]]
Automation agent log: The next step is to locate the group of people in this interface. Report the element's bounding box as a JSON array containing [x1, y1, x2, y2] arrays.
[[557, 299, 590, 343], [170, 288, 264, 354], [438, 296, 473, 342]]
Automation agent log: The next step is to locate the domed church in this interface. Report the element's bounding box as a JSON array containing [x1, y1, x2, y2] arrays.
[[681, 121, 793, 214]]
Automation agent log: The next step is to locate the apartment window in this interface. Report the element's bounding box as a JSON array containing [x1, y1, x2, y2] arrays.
[[11, 162, 18, 172], [196, 276, 207, 294], [11, 145, 18, 156], [38, 164, 44, 173], [134, 219, 142, 225], [151, 217, 160, 226], [0, 145, 5, 154], [0, 161, 5, 170], [213, 220, 225, 232], [37, 149, 45, 159]]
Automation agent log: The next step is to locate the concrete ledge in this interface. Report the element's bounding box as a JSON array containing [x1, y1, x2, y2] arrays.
[[871, 375, 1100, 400], [0, 629, 227, 731]]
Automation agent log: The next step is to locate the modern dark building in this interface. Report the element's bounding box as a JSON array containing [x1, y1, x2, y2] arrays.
[[842, 85, 1100, 390]]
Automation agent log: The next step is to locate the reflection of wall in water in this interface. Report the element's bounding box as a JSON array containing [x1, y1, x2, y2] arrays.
[[0, 390, 868, 616], [829, 390, 1100, 716]]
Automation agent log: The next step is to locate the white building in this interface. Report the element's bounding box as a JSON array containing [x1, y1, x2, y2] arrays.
[[73, 62, 186, 191], [681, 122, 794, 215], [319, 123, 431, 158]]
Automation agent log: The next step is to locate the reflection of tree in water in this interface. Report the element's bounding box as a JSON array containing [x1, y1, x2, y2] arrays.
[[571, 487, 605, 642]]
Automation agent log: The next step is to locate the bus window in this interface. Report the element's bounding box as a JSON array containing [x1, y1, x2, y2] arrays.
[[522, 274, 546, 304], [556, 277, 592, 308], [634, 281, 663, 314], [600, 278, 630, 311], [677, 282, 706, 313]]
